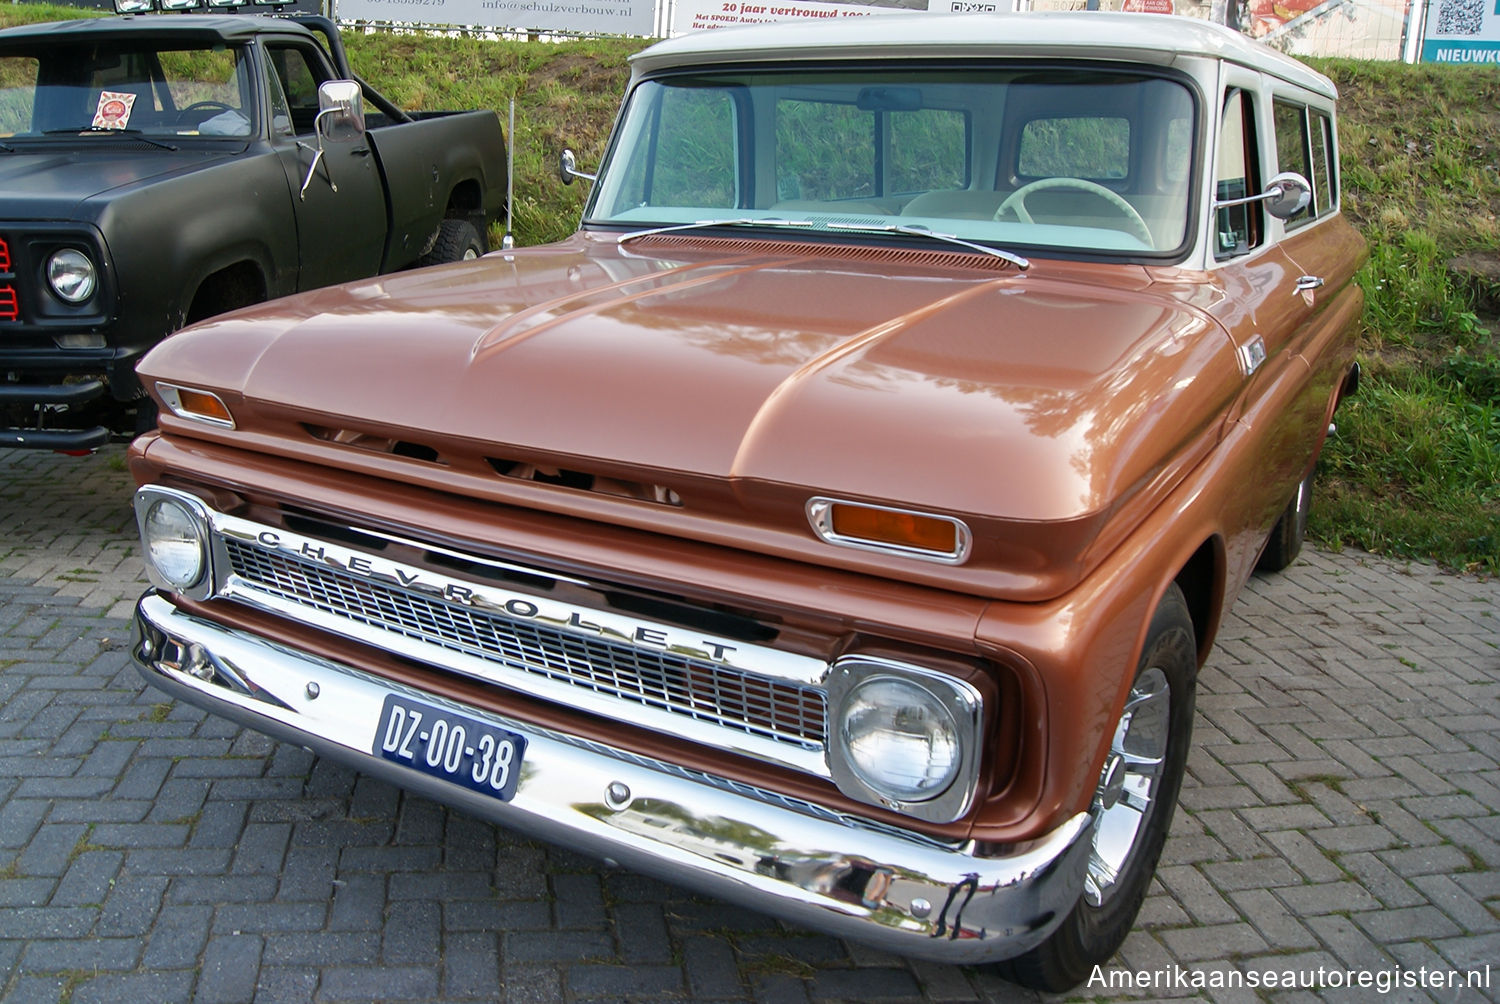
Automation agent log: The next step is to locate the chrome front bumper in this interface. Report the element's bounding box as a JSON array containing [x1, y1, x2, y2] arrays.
[[132, 591, 1091, 964]]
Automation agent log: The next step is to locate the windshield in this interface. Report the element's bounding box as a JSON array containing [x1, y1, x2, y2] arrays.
[[0, 41, 253, 140], [587, 66, 1197, 257]]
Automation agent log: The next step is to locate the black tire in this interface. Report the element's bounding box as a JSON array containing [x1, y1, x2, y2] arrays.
[[999, 583, 1197, 993], [1256, 468, 1313, 573], [416, 219, 486, 267]]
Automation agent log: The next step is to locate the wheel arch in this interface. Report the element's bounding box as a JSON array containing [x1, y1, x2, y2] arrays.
[[185, 260, 269, 326], [1172, 535, 1227, 666], [444, 177, 488, 237]]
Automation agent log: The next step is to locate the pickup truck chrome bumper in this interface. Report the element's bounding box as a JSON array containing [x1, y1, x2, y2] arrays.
[[132, 591, 1091, 964]]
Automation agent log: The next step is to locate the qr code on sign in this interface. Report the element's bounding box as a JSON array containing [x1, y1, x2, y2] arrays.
[[1436, 0, 1484, 35]]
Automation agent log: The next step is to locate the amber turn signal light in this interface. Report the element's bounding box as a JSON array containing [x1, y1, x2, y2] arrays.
[[157, 384, 235, 429], [831, 504, 957, 554], [806, 498, 971, 564]]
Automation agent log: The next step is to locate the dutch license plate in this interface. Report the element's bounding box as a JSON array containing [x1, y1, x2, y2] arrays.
[[374, 695, 527, 802]]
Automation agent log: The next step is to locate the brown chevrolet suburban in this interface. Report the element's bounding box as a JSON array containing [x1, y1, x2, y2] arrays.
[[125, 12, 1364, 990]]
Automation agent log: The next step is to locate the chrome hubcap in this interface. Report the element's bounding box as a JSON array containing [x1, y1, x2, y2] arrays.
[[1084, 666, 1169, 907]]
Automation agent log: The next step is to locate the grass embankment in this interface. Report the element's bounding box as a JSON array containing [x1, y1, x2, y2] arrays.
[[1311, 60, 1500, 574], [4, 6, 1496, 571]]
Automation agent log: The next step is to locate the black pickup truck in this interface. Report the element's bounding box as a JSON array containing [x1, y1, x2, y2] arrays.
[[0, 12, 507, 451]]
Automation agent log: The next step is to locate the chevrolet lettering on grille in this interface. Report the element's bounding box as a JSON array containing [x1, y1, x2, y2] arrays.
[[248, 527, 742, 661], [204, 511, 833, 777]]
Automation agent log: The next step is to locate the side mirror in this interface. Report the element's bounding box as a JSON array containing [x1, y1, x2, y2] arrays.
[[559, 148, 597, 186], [299, 81, 365, 201], [315, 80, 365, 143], [1261, 171, 1312, 220], [1212, 170, 1312, 220]]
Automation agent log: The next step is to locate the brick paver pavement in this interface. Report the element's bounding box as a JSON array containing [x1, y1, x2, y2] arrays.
[[2, 445, 1497, 1003]]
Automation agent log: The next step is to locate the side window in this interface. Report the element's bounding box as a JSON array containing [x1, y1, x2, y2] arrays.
[[261, 48, 294, 139], [614, 86, 737, 210], [1273, 100, 1313, 226], [1214, 88, 1263, 260], [777, 98, 873, 202], [265, 44, 326, 135], [1310, 109, 1337, 215], [1018, 116, 1129, 180]]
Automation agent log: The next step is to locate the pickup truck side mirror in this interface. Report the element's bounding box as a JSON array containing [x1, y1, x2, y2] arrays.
[[316, 80, 366, 143], [299, 81, 366, 201]]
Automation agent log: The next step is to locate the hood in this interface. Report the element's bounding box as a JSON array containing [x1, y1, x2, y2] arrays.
[[141, 233, 1243, 593], [0, 147, 230, 220]]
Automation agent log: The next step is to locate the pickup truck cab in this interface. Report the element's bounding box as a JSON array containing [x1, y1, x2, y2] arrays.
[[125, 13, 1363, 990], [0, 12, 506, 451]]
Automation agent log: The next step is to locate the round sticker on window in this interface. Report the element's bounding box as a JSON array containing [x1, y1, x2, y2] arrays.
[[93, 91, 137, 130]]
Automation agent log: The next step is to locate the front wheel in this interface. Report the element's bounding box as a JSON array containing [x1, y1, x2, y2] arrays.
[[999, 583, 1197, 993]]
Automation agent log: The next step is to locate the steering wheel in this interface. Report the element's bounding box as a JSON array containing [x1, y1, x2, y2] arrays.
[[175, 100, 233, 123], [995, 177, 1155, 247]]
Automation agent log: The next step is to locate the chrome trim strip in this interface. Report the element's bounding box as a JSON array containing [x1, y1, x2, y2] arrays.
[[132, 592, 1091, 965], [806, 497, 973, 565]]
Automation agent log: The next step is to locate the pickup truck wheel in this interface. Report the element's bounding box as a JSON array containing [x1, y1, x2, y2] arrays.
[[999, 583, 1196, 993], [1256, 468, 1313, 573], [418, 219, 486, 266]]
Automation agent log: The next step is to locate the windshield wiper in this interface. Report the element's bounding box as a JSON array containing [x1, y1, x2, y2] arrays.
[[826, 221, 1029, 271], [616, 218, 815, 244], [43, 127, 178, 151]]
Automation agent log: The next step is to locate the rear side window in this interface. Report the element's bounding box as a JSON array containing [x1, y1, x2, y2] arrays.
[[1310, 109, 1337, 216], [1273, 99, 1338, 228]]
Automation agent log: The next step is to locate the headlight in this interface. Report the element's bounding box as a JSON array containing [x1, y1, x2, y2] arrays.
[[827, 658, 983, 822], [46, 249, 97, 304], [141, 497, 207, 590], [840, 675, 962, 802]]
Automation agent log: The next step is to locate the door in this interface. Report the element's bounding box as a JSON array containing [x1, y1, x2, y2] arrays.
[[263, 40, 387, 291]]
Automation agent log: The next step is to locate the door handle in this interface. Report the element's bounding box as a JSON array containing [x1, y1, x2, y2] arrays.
[[1294, 275, 1325, 294]]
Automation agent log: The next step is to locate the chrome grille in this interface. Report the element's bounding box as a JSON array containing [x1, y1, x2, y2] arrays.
[[223, 538, 827, 749]]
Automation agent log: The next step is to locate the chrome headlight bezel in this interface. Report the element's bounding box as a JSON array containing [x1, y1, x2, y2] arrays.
[[45, 248, 98, 304], [134, 487, 215, 599], [826, 658, 983, 823]]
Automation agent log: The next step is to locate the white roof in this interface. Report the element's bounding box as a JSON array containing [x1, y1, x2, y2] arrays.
[[631, 12, 1336, 98]]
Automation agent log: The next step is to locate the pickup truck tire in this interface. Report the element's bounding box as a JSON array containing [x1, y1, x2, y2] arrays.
[[417, 219, 486, 267], [1256, 468, 1313, 573], [999, 583, 1196, 992]]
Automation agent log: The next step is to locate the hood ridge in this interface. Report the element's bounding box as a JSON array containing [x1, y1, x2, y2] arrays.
[[729, 274, 1019, 481], [470, 250, 813, 362]]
